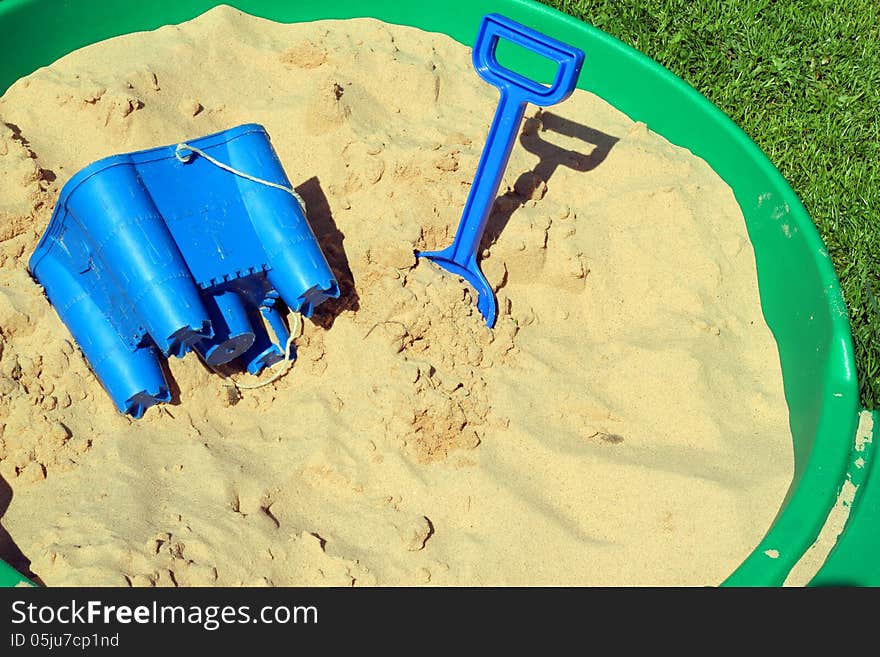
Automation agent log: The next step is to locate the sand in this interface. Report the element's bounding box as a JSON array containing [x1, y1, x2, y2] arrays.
[[0, 5, 794, 586]]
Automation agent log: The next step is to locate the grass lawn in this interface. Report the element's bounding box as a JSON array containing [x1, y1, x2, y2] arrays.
[[540, 0, 879, 409]]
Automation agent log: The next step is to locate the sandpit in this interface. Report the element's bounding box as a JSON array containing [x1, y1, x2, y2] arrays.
[[0, 5, 793, 586]]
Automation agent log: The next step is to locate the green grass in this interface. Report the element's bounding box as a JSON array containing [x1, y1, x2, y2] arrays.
[[540, 0, 880, 409]]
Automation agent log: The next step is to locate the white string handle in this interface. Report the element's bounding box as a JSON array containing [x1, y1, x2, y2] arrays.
[[174, 142, 308, 214]]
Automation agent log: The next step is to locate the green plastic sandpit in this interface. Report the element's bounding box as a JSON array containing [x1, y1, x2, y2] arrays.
[[0, 0, 876, 587]]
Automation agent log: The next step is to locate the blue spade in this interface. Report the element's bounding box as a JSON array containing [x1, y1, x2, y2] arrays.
[[417, 13, 584, 327]]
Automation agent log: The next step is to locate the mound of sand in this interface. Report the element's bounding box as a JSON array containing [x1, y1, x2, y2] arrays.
[[0, 5, 793, 586]]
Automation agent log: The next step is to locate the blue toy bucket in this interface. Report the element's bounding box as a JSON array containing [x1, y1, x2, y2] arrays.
[[29, 124, 340, 418]]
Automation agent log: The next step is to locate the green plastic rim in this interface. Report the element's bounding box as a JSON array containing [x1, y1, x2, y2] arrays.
[[0, 0, 875, 587]]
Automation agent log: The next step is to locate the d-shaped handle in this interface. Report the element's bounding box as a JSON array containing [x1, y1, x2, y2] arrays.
[[472, 13, 585, 106]]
